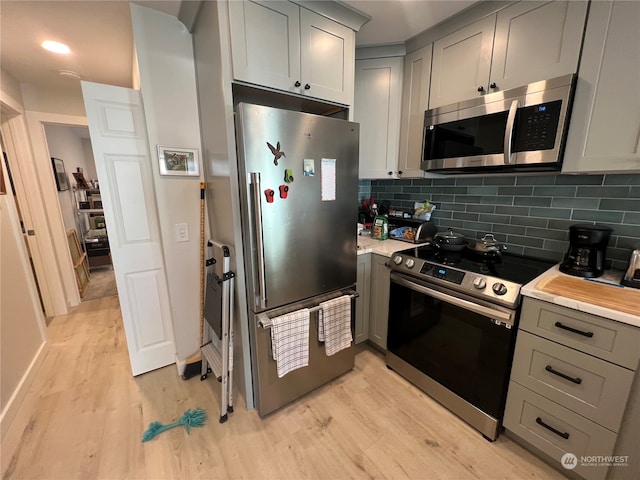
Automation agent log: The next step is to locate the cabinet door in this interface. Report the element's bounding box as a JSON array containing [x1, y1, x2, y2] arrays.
[[491, 1, 587, 92], [354, 254, 371, 344], [354, 57, 403, 179], [562, 1, 640, 173], [398, 44, 432, 178], [228, 0, 301, 94], [429, 15, 496, 109], [369, 254, 390, 349], [300, 8, 355, 105]]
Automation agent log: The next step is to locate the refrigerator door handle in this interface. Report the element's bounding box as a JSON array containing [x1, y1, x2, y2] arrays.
[[250, 172, 267, 309]]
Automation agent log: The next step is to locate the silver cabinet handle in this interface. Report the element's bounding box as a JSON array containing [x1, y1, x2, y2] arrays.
[[504, 99, 519, 165], [250, 172, 267, 309], [391, 273, 514, 325]]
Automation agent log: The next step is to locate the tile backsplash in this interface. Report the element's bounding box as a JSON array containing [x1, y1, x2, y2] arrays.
[[359, 173, 640, 270]]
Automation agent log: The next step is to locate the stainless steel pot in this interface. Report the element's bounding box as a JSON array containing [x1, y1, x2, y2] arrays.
[[466, 234, 506, 253], [433, 229, 466, 251]]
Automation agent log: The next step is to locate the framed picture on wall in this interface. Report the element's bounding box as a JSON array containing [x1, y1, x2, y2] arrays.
[[157, 146, 200, 176], [51, 157, 69, 191]]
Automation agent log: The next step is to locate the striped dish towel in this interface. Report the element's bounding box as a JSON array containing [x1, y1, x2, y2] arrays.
[[270, 308, 310, 378], [318, 295, 352, 356]]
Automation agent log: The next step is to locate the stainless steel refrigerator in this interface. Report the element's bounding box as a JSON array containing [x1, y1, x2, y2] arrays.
[[235, 103, 359, 416]]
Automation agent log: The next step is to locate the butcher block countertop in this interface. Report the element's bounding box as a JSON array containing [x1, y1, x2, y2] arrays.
[[522, 265, 640, 328]]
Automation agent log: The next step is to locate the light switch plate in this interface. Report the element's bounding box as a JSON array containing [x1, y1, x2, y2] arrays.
[[176, 223, 189, 242]]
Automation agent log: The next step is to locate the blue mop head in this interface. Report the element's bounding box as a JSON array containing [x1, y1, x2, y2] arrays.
[[142, 407, 207, 442]]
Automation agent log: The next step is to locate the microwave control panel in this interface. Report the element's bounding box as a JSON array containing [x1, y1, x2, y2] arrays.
[[513, 99, 562, 151]]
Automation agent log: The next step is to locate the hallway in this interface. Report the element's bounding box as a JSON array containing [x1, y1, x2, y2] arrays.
[[1, 296, 564, 479]]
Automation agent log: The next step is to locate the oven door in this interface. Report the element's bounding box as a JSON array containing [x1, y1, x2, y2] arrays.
[[387, 272, 517, 421]]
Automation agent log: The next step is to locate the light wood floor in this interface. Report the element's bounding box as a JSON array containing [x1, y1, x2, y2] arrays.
[[2, 295, 567, 480]]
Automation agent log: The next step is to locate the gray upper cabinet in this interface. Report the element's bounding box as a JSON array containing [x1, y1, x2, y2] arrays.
[[355, 57, 404, 179], [228, 0, 355, 105], [429, 15, 495, 109], [490, 1, 587, 93], [430, 1, 587, 109], [397, 44, 432, 179], [562, 0, 640, 173]]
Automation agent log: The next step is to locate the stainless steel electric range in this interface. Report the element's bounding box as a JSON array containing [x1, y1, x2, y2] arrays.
[[386, 245, 556, 440]]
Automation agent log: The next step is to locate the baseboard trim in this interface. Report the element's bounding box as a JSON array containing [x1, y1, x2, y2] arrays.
[[0, 340, 49, 475]]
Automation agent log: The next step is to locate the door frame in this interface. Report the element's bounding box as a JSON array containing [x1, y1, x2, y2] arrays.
[[23, 111, 88, 312], [0, 104, 78, 317]]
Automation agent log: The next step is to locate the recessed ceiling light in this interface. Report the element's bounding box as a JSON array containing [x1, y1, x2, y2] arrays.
[[42, 40, 71, 55]]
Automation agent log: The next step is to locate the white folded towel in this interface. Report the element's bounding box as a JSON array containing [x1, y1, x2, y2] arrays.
[[270, 308, 310, 378], [318, 295, 352, 356]]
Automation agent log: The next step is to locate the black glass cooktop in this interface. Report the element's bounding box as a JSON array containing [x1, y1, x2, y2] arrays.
[[398, 245, 557, 286]]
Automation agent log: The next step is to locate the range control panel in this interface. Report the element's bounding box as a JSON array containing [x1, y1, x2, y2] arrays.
[[389, 253, 521, 309], [420, 263, 465, 285]]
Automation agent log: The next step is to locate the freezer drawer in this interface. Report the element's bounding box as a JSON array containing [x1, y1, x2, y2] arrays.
[[251, 291, 356, 416]]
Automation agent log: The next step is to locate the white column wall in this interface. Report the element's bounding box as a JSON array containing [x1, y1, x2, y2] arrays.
[[130, 4, 203, 366]]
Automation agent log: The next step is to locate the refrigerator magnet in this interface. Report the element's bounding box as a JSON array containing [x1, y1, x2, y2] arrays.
[[264, 188, 275, 203], [279, 185, 289, 199], [266, 141, 285, 166], [303, 159, 315, 176], [284, 169, 294, 183]]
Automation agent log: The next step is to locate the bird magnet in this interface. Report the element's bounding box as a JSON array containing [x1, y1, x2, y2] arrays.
[[267, 141, 285, 166], [279, 185, 289, 199]]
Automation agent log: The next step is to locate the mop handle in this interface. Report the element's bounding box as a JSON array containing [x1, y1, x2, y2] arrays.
[[199, 182, 205, 346]]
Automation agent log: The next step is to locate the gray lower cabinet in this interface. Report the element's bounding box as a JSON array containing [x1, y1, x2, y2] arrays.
[[368, 254, 390, 350], [354, 254, 371, 344], [504, 297, 640, 480]]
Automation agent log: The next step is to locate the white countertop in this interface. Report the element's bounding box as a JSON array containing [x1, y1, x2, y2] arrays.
[[357, 235, 425, 257], [522, 265, 640, 328]]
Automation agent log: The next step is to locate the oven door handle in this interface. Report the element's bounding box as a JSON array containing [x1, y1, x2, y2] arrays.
[[392, 274, 514, 325]]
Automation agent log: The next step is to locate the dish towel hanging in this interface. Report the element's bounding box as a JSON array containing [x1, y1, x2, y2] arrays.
[[270, 308, 310, 378], [318, 295, 352, 356]]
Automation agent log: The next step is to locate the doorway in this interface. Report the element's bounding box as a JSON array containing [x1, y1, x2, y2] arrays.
[[43, 123, 117, 304]]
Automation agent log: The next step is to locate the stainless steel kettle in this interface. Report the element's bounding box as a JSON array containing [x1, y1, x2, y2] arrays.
[[621, 245, 640, 288]]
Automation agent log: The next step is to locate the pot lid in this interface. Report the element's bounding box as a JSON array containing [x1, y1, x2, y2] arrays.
[[435, 228, 464, 239]]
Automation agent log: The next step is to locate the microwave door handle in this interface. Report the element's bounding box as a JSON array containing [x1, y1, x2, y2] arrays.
[[250, 172, 267, 309], [504, 100, 519, 165]]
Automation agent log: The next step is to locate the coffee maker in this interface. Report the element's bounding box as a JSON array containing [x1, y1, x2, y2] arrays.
[[559, 224, 613, 278]]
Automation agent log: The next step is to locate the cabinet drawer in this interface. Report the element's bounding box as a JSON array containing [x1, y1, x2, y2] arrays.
[[511, 331, 634, 432], [504, 381, 616, 480], [520, 298, 640, 369]]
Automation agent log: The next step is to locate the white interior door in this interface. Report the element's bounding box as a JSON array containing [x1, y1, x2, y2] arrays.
[[81, 81, 176, 376]]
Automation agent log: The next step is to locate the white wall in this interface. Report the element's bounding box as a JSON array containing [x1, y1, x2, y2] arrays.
[[20, 83, 86, 117], [0, 166, 46, 417], [0, 75, 48, 439], [130, 4, 203, 365]]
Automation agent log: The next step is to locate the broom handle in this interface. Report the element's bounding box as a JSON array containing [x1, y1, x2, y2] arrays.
[[199, 182, 206, 347]]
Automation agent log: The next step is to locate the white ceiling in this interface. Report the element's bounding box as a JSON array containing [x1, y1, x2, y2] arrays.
[[0, 0, 475, 93]]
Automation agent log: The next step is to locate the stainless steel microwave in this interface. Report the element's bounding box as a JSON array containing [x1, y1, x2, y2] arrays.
[[421, 74, 576, 173]]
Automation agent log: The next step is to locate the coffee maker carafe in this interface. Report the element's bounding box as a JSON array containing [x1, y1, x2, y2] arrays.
[[559, 224, 613, 278]]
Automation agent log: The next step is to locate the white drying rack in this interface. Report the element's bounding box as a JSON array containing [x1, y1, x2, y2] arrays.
[[200, 240, 235, 423]]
